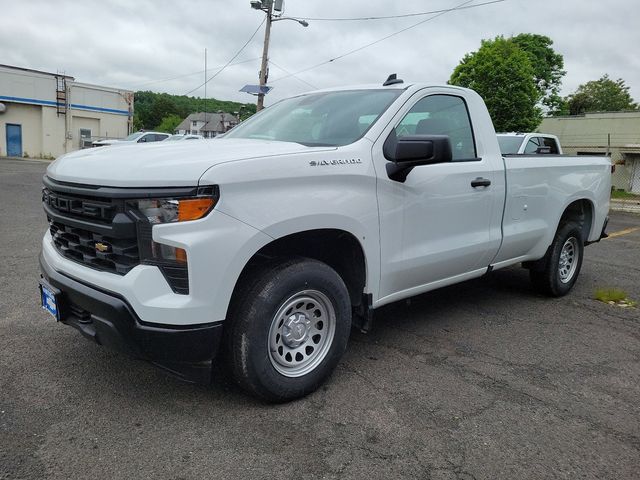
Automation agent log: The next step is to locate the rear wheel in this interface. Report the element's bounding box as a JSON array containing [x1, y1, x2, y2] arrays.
[[225, 258, 351, 402], [530, 221, 584, 297]]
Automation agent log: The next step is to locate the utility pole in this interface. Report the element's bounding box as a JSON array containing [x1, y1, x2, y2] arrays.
[[257, 2, 273, 111], [251, 0, 308, 111]]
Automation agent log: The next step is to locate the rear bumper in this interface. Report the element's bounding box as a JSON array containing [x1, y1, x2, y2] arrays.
[[39, 252, 223, 384]]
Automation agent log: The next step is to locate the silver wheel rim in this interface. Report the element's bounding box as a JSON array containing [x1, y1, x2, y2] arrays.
[[558, 237, 579, 283], [268, 290, 336, 378]]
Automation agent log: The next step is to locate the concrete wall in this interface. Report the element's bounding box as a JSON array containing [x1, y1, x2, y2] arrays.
[[41, 106, 67, 157], [0, 65, 63, 106], [69, 82, 131, 116]]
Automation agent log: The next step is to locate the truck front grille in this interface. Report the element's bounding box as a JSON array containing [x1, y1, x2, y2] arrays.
[[49, 221, 139, 275]]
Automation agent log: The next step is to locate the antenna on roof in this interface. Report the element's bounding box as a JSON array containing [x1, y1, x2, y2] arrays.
[[383, 73, 403, 86]]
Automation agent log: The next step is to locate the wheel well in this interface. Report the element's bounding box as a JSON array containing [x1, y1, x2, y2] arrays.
[[235, 229, 367, 308], [559, 199, 593, 242]]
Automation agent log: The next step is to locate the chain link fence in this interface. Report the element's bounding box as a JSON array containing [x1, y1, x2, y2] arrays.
[[610, 149, 639, 193]]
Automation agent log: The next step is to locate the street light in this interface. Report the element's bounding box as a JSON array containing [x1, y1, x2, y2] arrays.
[[273, 17, 309, 27], [251, 0, 309, 111]]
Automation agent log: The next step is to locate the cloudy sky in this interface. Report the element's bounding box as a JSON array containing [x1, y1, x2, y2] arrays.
[[2, 0, 639, 106]]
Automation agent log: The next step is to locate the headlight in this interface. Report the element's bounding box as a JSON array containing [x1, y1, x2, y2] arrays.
[[126, 186, 219, 294], [129, 195, 216, 224]]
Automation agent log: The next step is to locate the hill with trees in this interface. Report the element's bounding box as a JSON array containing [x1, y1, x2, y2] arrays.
[[133, 91, 256, 132]]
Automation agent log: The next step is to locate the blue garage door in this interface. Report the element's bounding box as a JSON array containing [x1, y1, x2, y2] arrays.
[[6, 124, 22, 157]]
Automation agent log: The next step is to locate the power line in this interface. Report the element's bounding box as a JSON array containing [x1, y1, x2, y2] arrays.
[[183, 17, 265, 96], [126, 58, 261, 89], [269, 60, 318, 90], [290, 0, 506, 21], [271, 0, 500, 84]]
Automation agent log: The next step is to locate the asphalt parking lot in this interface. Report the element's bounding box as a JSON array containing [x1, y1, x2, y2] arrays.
[[1, 158, 639, 480]]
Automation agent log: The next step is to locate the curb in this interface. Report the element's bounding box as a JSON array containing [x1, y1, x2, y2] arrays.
[[610, 199, 640, 214], [1, 156, 54, 164]]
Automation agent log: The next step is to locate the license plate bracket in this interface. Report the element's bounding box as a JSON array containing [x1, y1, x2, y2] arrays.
[[39, 280, 62, 321]]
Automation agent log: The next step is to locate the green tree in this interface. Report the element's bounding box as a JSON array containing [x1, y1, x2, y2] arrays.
[[449, 36, 542, 131], [156, 114, 183, 133], [147, 96, 178, 129], [565, 75, 638, 115], [511, 34, 565, 112]]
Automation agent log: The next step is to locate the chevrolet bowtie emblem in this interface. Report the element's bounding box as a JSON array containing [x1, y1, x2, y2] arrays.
[[95, 242, 111, 253]]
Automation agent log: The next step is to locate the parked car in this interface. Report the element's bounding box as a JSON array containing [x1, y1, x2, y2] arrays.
[[497, 132, 563, 155], [92, 131, 170, 147], [39, 78, 610, 402], [163, 134, 204, 141]]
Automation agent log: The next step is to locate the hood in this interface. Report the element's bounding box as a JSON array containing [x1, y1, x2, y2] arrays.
[[47, 139, 334, 187]]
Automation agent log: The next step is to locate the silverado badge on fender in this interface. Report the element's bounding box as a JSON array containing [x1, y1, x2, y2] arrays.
[[310, 158, 362, 166]]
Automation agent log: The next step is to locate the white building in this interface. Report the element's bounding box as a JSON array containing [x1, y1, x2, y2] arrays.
[[0, 64, 133, 158], [175, 112, 239, 138]]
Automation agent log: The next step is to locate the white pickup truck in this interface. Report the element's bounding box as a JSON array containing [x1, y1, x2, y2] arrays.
[[39, 78, 610, 401], [497, 132, 563, 155]]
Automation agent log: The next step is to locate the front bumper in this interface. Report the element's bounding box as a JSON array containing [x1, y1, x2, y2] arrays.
[[39, 253, 223, 384]]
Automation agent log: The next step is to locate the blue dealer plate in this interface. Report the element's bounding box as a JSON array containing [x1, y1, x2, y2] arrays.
[[40, 282, 60, 320]]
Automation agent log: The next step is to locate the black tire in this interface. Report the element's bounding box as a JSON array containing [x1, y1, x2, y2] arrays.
[[224, 257, 351, 402], [530, 221, 584, 297]]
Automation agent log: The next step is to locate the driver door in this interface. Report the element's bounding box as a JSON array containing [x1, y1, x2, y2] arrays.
[[374, 91, 503, 303]]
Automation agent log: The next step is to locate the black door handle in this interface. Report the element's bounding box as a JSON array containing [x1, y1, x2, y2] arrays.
[[471, 177, 491, 188]]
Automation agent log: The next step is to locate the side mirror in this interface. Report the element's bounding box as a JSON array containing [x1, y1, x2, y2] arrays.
[[383, 133, 452, 182], [138, 137, 148, 143]]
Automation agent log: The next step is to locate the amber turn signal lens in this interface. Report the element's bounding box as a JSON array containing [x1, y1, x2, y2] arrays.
[[177, 198, 215, 221], [175, 247, 187, 263]]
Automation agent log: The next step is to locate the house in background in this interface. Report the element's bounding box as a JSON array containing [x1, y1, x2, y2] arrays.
[[539, 111, 640, 193], [175, 112, 239, 138], [0, 64, 133, 158]]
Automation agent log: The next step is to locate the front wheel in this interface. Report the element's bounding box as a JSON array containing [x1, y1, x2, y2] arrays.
[[530, 221, 584, 297], [225, 258, 352, 402]]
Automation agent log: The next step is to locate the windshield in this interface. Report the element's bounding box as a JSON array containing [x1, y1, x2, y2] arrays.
[[224, 89, 403, 146], [497, 135, 525, 155], [165, 135, 183, 141], [123, 132, 144, 142]]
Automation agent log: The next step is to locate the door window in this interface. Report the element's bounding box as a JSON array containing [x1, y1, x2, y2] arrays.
[[395, 95, 477, 161]]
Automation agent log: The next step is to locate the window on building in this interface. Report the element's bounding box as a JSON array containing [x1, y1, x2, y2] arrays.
[[79, 129, 92, 148]]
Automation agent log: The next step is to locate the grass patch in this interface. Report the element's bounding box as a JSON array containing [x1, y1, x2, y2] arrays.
[[594, 288, 636, 307], [611, 189, 640, 199]]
